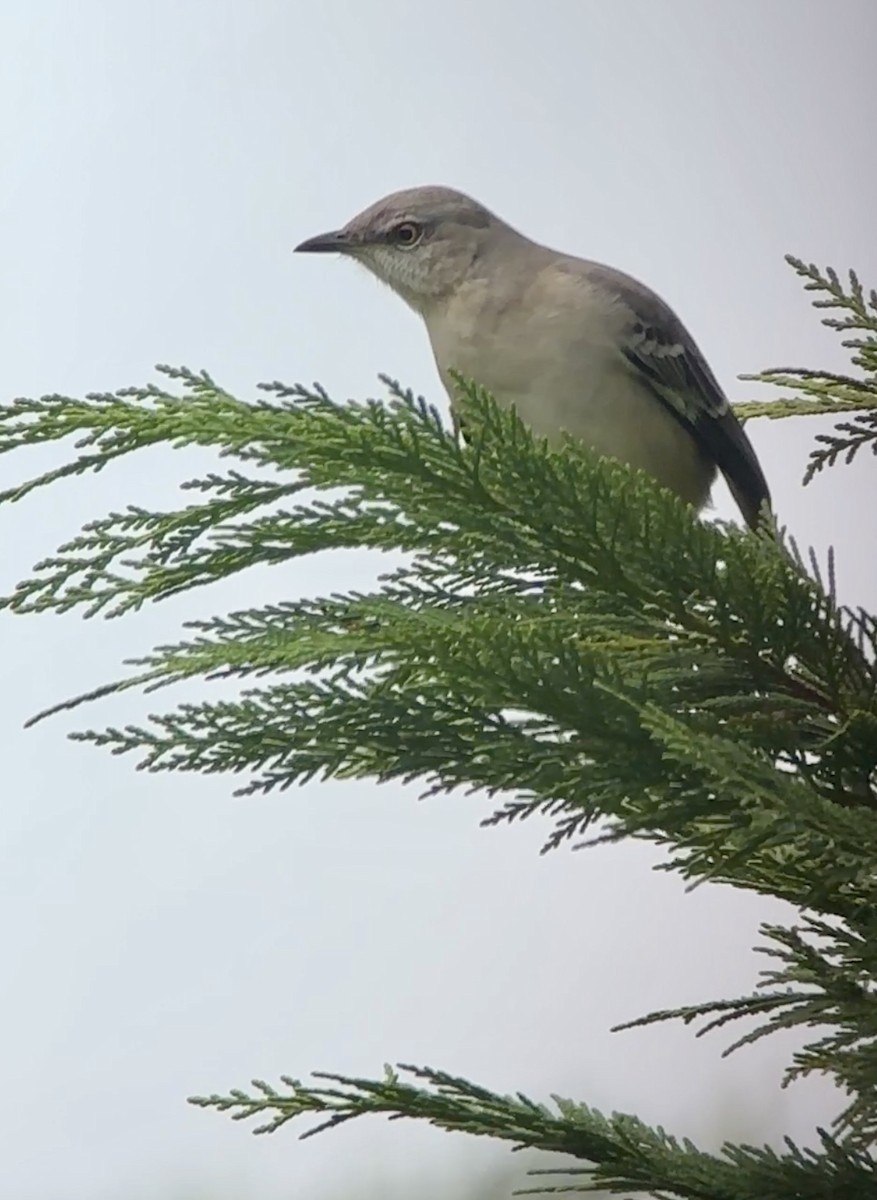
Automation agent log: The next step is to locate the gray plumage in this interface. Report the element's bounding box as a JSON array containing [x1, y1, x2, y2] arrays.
[[295, 185, 770, 529]]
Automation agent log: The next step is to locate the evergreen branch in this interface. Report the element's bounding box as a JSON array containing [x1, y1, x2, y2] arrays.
[[736, 259, 877, 481], [0, 369, 471, 616], [65, 646, 877, 920], [5, 378, 875, 928], [734, 390, 877, 423], [613, 917, 877, 1145], [3, 253, 877, 1171], [188, 1064, 877, 1198], [804, 412, 877, 482]]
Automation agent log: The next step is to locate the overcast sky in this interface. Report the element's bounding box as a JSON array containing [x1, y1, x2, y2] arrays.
[[1, 3, 875, 1198]]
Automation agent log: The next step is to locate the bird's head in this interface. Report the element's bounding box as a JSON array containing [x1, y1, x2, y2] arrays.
[[295, 186, 501, 313]]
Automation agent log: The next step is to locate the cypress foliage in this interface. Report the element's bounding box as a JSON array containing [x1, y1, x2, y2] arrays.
[[2, 257, 876, 1197]]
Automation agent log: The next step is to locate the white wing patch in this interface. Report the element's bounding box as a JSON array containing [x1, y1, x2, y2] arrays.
[[624, 319, 729, 420], [628, 326, 686, 360]]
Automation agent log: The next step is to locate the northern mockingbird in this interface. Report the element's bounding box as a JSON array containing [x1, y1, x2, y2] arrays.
[[295, 186, 770, 529]]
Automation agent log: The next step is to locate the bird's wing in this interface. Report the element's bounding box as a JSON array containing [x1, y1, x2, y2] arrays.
[[582, 261, 771, 530]]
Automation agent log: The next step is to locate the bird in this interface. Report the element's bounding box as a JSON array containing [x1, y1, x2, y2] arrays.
[[295, 186, 771, 530]]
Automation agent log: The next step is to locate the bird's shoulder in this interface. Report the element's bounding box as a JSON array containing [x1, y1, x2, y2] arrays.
[[542, 252, 770, 528], [544, 254, 730, 420]]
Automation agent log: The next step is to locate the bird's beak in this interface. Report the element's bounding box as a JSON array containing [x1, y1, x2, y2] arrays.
[[294, 229, 353, 254]]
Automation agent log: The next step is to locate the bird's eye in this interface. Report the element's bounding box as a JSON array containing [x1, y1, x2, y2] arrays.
[[391, 221, 423, 248]]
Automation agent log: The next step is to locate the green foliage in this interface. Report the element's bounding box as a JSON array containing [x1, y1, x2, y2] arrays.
[[737, 256, 877, 481], [2, 257, 876, 1196], [189, 1065, 876, 1198]]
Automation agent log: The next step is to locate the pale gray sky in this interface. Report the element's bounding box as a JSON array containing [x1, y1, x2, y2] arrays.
[[1, 3, 875, 1198]]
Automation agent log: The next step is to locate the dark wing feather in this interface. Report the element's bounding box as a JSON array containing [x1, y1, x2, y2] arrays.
[[586, 262, 771, 530]]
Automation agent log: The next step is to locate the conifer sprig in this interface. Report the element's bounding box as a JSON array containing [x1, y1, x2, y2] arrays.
[[3, 257, 876, 1184]]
